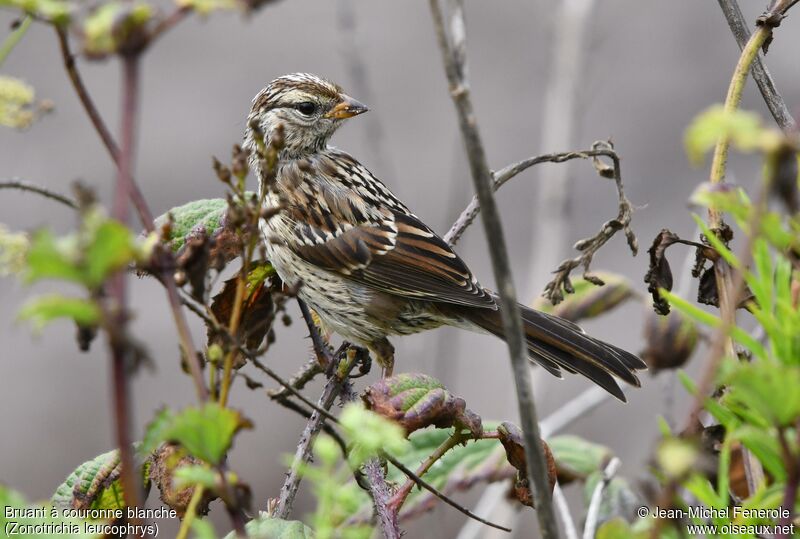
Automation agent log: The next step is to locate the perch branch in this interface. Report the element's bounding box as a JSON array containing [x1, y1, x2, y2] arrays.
[[716, 0, 797, 131], [364, 458, 401, 539], [429, 2, 559, 536], [0, 178, 77, 209]]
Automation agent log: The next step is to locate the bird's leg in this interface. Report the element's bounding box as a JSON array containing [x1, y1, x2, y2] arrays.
[[370, 338, 395, 378]]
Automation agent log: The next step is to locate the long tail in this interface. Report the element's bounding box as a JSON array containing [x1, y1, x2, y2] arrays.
[[459, 303, 647, 401]]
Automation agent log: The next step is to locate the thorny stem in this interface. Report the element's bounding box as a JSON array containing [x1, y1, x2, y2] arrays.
[[175, 485, 205, 539], [364, 458, 400, 539], [429, 2, 559, 537], [388, 430, 465, 512], [107, 53, 143, 519]]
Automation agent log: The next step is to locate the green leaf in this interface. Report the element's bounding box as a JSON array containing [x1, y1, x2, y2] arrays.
[[84, 218, 138, 287], [142, 403, 252, 465], [223, 514, 314, 539], [533, 272, 635, 321], [154, 198, 232, 252], [548, 435, 613, 483], [722, 362, 800, 427], [657, 437, 699, 479], [684, 106, 777, 165], [683, 474, 723, 509], [597, 518, 641, 539], [52, 448, 140, 512], [83, 2, 153, 57], [191, 519, 218, 539], [24, 229, 83, 284], [730, 425, 786, 481], [0, 0, 72, 25], [18, 295, 101, 330]]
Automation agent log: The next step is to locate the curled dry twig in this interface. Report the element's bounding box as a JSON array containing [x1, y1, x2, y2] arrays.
[[542, 142, 638, 305]]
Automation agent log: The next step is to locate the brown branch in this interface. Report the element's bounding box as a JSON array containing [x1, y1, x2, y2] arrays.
[[106, 53, 143, 521], [542, 142, 638, 305], [297, 298, 333, 368], [428, 1, 558, 536], [0, 178, 77, 209], [364, 458, 400, 539], [717, 0, 797, 131]]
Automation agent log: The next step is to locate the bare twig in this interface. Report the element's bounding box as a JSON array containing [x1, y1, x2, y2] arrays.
[[266, 357, 322, 401], [297, 298, 333, 368], [583, 457, 621, 539], [0, 178, 77, 209], [446, 147, 629, 247], [429, 2, 558, 536], [716, 0, 797, 131], [553, 483, 580, 539], [543, 142, 638, 305]]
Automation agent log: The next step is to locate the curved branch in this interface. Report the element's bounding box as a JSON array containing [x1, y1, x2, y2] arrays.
[[0, 178, 77, 209]]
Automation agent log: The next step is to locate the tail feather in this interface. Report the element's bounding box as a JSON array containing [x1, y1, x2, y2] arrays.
[[460, 302, 646, 402]]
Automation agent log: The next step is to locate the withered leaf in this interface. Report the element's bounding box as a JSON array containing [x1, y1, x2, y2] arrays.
[[497, 422, 556, 507], [148, 443, 215, 518], [208, 262, 277, 367], [363, 373, 482, 436], [644, 230, 679, 315], [696, 266, 755, 310]]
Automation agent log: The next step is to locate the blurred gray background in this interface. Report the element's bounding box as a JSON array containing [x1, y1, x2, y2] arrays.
[[1, 0, 798, 537]]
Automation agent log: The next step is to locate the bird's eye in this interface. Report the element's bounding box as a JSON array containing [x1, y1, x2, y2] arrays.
[[295, 102, 317, 116]]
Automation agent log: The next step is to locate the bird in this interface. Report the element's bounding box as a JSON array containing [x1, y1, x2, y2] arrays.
[[243, 73, 646, 401]]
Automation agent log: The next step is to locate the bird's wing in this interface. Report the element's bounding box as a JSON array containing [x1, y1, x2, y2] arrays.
[[278, 153, 496, 309]]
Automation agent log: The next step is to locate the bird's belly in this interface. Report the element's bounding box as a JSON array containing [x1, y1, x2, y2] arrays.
[[261, 230, 446, 344]]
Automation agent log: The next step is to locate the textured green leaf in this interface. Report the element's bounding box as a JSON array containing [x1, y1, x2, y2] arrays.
[[223, 514, 314, 539], [363, 373, 482, 436], [154, 198, 231, 252], [52, 449, 127, 512], [18, 295, 101, 329], [548, 434, 613, 484]]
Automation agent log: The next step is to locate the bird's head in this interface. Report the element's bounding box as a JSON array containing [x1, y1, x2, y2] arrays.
[[246, 73, 368, 159]]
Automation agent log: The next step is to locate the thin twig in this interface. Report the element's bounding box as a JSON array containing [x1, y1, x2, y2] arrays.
[[553, 483, 580, 539], [716, 0, 797, 131], [0, 178, 77, 209], [266, 358, 322, 401], [542, 143, 637, 305], [107, 53, 143, 521], [583, 457, 621, 539], [0, 15, 32, 66], [429, 1, 558, 536], [297, 298, 333, 367]]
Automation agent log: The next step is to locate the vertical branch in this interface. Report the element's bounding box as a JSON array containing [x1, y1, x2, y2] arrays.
[[364, 458, 401, 539], [428, 1, 559, 537], [107, 54, 142, 514], [716, 0, 797, 132]]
